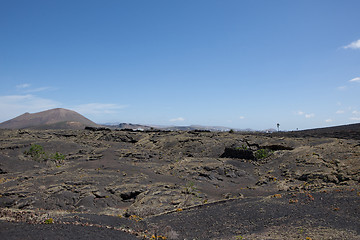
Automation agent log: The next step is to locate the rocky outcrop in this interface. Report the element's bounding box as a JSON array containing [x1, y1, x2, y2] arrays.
[[0, 128, 359, 220]]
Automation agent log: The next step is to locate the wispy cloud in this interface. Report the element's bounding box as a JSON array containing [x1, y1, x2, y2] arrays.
[[0, 94, 60, 122], [72, 103, 127, 115], [352, 110, 360, 115], [23, 87, 53, 93], [325, 119, 333, 123], [15, 83, 54, 93], [295, 110, 315, 118], [169, 117, 185, 122], [16, 83, 31, 89], [337, 77, 360, 91], [349, 77, 360, 82], [350, 117, 360, 121], [337, 86, 347, 91], [343, 39, 360, 49], [239, 116, 245, 120], [336, 110, 345, 114]]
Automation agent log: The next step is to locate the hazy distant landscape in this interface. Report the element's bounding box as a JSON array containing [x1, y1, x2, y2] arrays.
[[0, 108, 268, 132]]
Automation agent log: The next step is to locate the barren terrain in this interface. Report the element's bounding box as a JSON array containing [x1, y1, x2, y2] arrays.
[[0, 128, 359, 239]]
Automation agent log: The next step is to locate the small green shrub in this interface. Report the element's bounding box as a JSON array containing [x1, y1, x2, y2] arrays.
[[24, 145, 65, 163], [255, 149, 272, 159], [50, 152, 65, 161], [235, 144, 248, 150], [24, 144, 45, 161], [44, 218, 53, 224]]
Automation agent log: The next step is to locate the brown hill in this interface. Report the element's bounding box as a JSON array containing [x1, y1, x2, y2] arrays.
[[0, 108, 99, 130]]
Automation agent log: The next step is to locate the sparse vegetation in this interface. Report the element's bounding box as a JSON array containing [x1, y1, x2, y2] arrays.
[[184, 181, 197, 195], [24, 144, 65, 163], [24, 144, 46, 161], [254, 149, 272, 159], [129, 215, 143, 222], [50, 152, 65, 161], [44, 218, 53, 224], [151, 235, 167, 240], [235, 144, 248, 150]]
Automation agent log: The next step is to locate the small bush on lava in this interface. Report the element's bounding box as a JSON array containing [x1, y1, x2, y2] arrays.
[[255, 149, 272, 159], [24, 144, 65, 163], [24, 144, 46, 161]]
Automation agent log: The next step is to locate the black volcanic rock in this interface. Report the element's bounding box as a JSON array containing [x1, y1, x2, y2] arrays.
[[85, 126, 111, 132], [220, 147, 255, 160], [0, 125, 359, 239]]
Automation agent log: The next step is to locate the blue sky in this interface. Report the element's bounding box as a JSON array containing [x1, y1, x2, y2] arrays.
[[1, 0, 360, 130]]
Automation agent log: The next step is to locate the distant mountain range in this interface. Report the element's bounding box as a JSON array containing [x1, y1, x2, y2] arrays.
[[160, 125, 232, 132], [2, 108, 357, 133], [105, 123, 258, 132], [0, 108, 98, 130], [0, 108, 269, 131]]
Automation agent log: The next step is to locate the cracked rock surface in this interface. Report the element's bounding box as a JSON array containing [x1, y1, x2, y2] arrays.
[[0, 128, 359, 239]]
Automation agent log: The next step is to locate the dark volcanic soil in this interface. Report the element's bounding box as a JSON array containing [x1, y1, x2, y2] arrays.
[[0, 128, 359, 239]]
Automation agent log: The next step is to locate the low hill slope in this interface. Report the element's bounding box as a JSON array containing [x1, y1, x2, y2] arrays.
[[274, 123, 360, 140], [0, 108, 98, 130]]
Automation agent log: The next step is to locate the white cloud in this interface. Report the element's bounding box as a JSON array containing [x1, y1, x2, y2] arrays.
[[295, 110, 314, 118], [169, 117, 185, 122], [352, 110, 360, 115], [325, 119, 333, 123], [336, 110, 345, 114], [350, 117, 360, 121], [72, 103, 127, 115], [23, 87, 53, 93], [349, 77, 360, 82], [239, 116, 245, 119], [16, 83, 31, 89], [0, 94, 60, 122], [343, 39, 360, 49]]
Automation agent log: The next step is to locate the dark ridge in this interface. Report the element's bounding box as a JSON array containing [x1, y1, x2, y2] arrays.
[[275, 123, 360, 140]]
